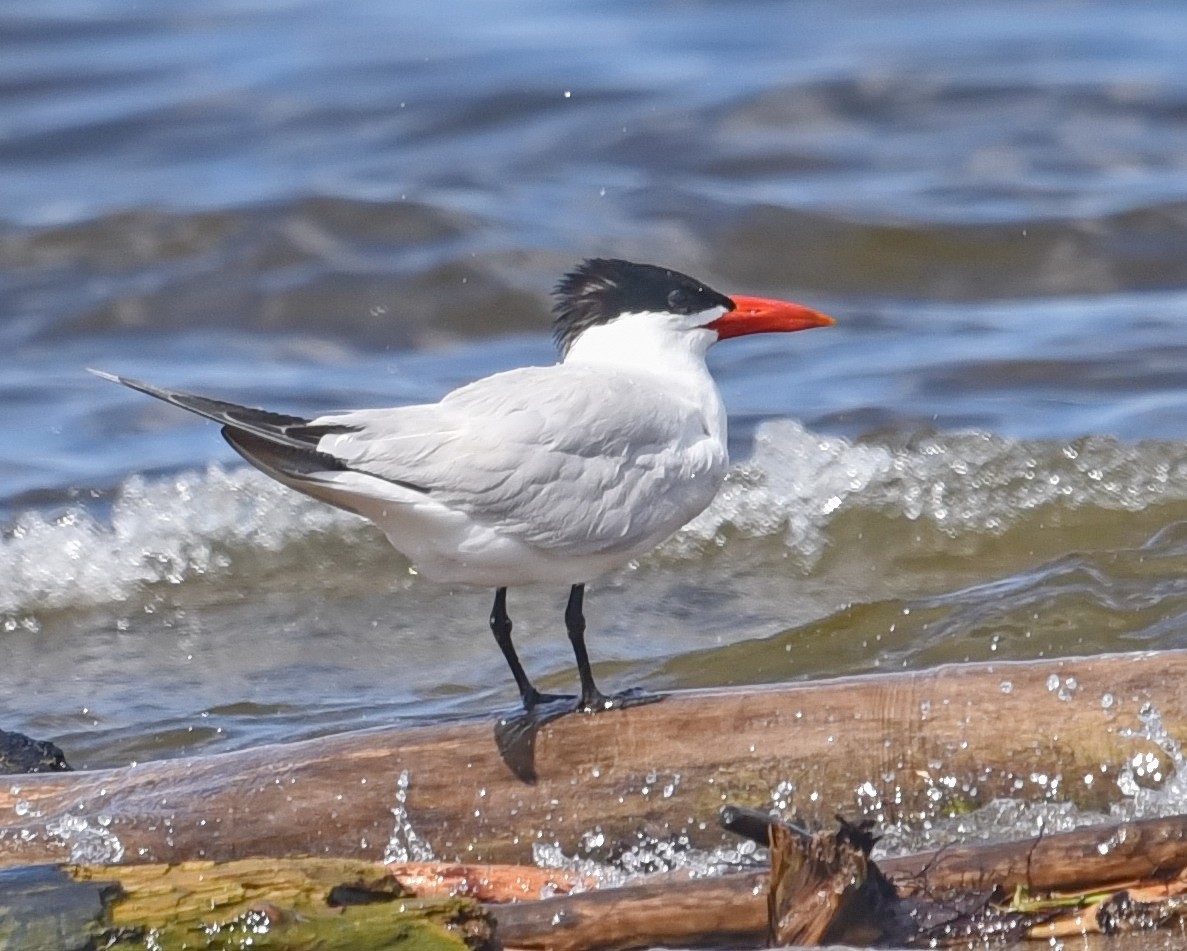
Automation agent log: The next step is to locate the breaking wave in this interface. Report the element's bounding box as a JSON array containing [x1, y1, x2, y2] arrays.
[[673, 420, 1187, 555], [5, 420, 1187, 618]]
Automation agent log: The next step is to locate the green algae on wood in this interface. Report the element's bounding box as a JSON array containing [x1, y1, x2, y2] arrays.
[[0, 859, 494, 951]]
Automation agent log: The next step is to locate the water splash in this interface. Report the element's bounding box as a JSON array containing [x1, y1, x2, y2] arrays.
[[44, 813, 125, 864], [7, 423, 1187, 617], [382, 769, 434, 863], [875, 798, 1100, 858], [1111, 703, 1187, 821], [0, 464, 353, 616], [532, 830, 761, 889], [672, 420, 1187, 559], [854, 701, 1187, 857]]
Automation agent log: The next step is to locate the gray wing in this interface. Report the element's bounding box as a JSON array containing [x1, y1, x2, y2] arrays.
[[90, 369, 430, 495], [314, 365, 726, 553]]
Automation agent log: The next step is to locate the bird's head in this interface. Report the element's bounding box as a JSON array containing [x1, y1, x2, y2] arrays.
[[552, 258, 833, 360]]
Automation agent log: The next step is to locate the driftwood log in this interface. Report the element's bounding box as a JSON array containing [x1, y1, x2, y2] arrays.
[[1, 649, 1184, 869], [495, 811, 1187, 950], [7, 813, 1187, 950]]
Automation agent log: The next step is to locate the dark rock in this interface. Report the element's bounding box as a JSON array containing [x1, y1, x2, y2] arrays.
[[0, 728, 72, 774]]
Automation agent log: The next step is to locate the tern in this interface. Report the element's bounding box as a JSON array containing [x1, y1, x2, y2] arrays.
[[93, 259, 833, 713]]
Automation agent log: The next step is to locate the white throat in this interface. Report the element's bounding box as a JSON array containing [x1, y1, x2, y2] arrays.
[[562, 308, 720, 374], [561, 309, 728, 444]]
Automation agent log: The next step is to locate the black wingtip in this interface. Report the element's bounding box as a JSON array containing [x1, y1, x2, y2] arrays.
[[88, 368, 180, 405]]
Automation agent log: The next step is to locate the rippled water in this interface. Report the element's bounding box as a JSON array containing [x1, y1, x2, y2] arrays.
[[3, 1, 1187, 869]]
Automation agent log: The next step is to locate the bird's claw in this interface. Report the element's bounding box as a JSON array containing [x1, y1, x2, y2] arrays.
[[576, 686, 665, 714], [518, 685, 666, 716]]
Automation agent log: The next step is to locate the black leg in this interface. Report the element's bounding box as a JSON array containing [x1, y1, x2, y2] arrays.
[[565, 584, 611, 712], [489, 588, 568, 711], [565, 584, 666, 714]]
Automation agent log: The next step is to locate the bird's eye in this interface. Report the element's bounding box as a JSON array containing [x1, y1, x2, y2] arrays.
[[667, 289, 690, 311]]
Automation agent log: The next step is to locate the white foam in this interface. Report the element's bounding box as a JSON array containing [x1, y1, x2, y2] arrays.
[[671, 419, 1187, 558], [5, 422, 1187, 617], [0, 464, 353, 616]]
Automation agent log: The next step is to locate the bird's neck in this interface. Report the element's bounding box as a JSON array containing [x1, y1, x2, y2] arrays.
[[561, 314, 727, 440]]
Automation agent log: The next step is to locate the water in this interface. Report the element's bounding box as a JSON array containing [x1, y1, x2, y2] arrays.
[[4, 0, 1187, 859]]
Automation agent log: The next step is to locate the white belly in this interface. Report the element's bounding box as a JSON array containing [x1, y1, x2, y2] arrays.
[[368, 479, 721, 586]]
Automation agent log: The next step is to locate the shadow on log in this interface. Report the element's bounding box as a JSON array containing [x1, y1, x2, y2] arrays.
[[1, 650, 1186, 869]]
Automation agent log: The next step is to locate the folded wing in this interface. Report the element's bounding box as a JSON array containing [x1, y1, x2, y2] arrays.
[[94, 366, 725, 557], [313, 366, 726, 554]]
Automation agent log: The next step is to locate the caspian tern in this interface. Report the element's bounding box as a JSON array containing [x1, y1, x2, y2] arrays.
[[93, 259, 833, 713]]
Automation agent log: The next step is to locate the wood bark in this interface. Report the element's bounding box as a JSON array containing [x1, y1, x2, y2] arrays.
[[0, 649, 1183, 869], [493, 812, 1187, 950], [766, 820, 901, 947], [6, 815, 1187, 951]]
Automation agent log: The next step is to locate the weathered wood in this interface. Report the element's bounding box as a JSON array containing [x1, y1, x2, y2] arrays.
[[7, 814, 1187, 951], [495, 813, 1187, 951], [493, 873, 770, 951], [767, 820, 902, 947], [389, 861, 592, 901], [1, 650, 1183, 868], [0, 858, 494, 951], [886, 812, 1187, 896], [1027, 878, 1187, 940], [724, 805, 1187, 897], [0, 858, 762, 951]]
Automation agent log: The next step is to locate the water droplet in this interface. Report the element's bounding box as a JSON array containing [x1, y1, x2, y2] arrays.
[[383, 770, 434, 863]]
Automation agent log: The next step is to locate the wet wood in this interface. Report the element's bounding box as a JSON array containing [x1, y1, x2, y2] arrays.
[[0, 858, 761, 951], [766, 819, 902, 946], [724, 804, 1187, 897], [885, 811, 1187, 896], [388, 861, 593, 901], [1, 649, 1185, 869], [496, 813, 1187, 950], [1027, 874, 1187, 939], [492, 872, 770, 951], [0, 858, 493, 951], [6, 814, 1187, 951]]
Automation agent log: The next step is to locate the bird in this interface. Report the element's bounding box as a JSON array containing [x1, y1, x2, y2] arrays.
[[93, 258, 833, 714]]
